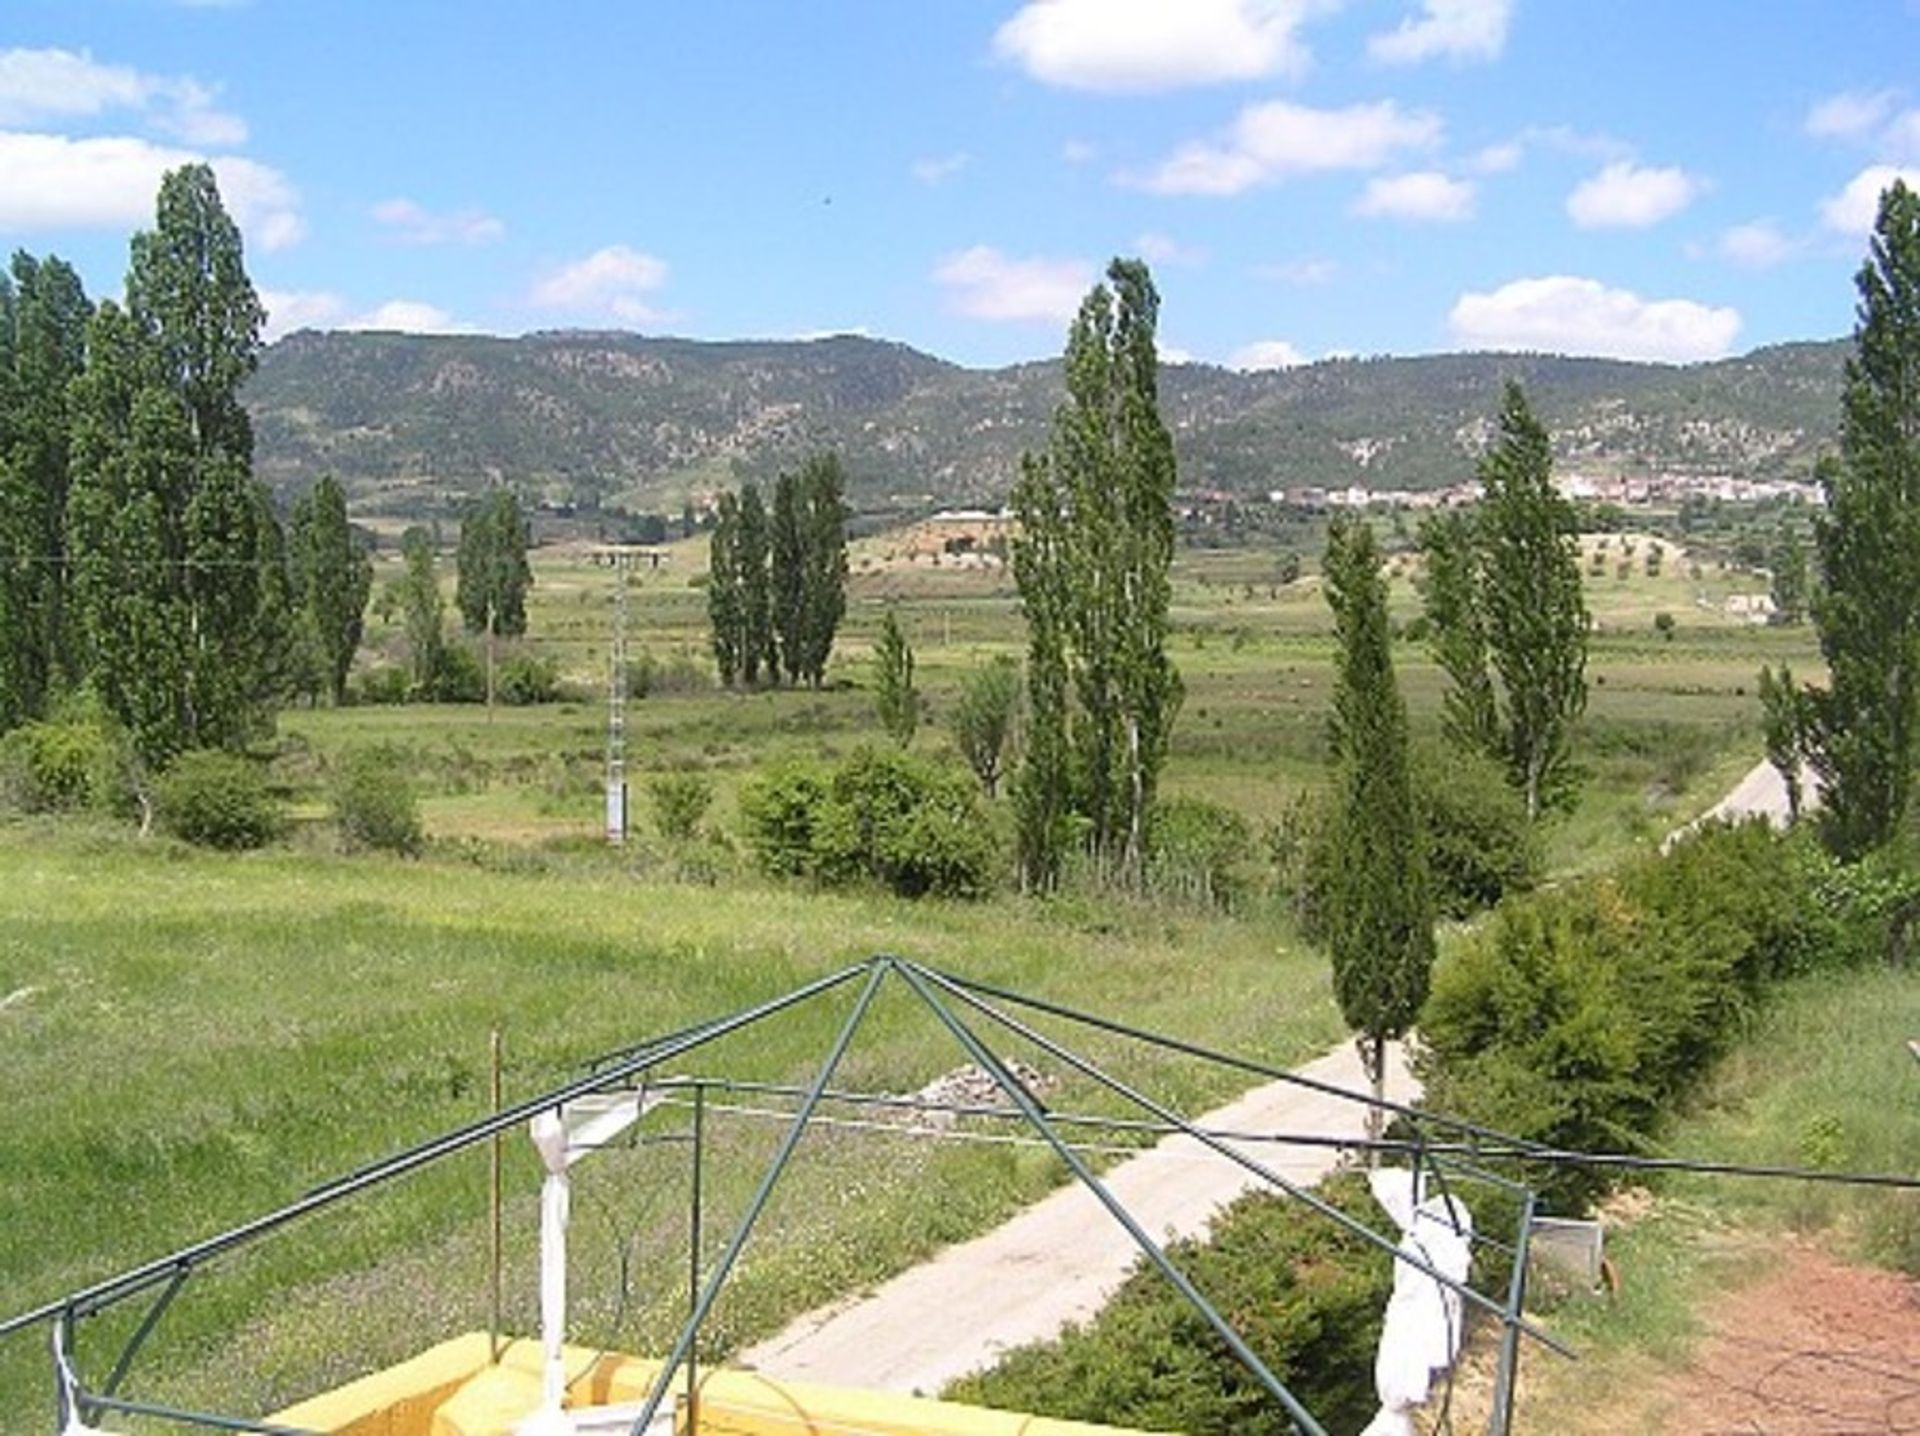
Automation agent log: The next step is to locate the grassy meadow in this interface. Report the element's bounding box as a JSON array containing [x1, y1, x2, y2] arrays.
[[0, 519, 1823, 1424]]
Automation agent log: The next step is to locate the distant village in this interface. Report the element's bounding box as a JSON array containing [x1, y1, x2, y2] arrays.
[[1260, 471, 1823, 512]]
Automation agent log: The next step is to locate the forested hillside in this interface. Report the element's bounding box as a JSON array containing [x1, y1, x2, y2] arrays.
[[244, 329, 1848, 516]]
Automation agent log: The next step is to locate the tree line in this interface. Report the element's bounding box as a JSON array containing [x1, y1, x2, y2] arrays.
[[0, 164, 536, 781], [706, 453, 848, 688]]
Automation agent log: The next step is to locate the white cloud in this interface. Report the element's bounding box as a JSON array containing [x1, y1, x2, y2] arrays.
[[260, 288, 344, 340], [0, 131, 302, 249], [1804, 89, 1898, 140], [1886, 109, 1920, 163], [1368, 0, 1513, 65], [1566, 161, 1700, 228], [910, 152, 969, 185], [1229, 339, 1308, 371], [1255, 256, 1338, 286], [0, 47, 245, 146], [1135, 98, 1442, 196], [1134, 231, 1205, 266], [993, 0, 1317, 93], [531, 245, 671, 324], [1449, 275, 1740, 363], [1469, 140, 1522, 173], [1820, 165, 1920, 235], [1716, 221, 1794, 270], [1354, 170, 1475, 222], [370, 197, 504, 246], [932, 246, 1092, 323], [343, 299, 473, 334], [1062, 139, 1097, 165], [1158, 342, 1196, 365]]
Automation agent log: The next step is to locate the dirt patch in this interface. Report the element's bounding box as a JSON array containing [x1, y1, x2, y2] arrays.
[[1652, 1241, 1920, 1434]]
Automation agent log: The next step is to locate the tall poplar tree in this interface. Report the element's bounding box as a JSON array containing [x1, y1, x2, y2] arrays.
[[0, 252, 90, 729], [1010, 257, 1181, 885], [456, 488, 531, 709], [1321, 515, 1433, 1132], [707, 491, 743, 686], [396, 528, 445, 696], [1799, 179, 1920, 859], [873, 608, 918, 748], [1011, 451, 1071, 890], [737, 482, 772, 686], [289, 475, 372, 704], [1420, 382, 1588, 819], [797, 452, 848, 688], [67, 164, 286, 762], [771, 471, 805, 685]]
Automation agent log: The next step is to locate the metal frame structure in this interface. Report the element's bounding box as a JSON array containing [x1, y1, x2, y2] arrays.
[[2, 954, 1641, 1434]]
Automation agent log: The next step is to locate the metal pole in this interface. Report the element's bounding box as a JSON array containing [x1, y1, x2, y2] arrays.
[[1488, 1191, 1536, 1436], [687, 1083, 706, 1434], [490, 1026, 504, 1365]]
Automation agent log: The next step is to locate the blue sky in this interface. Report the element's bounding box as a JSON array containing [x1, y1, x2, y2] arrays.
[[3, 1, 1918, 370]]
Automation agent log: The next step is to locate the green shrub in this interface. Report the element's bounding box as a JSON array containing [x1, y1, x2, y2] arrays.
[[332, 747, 423, 855], [812, 747, 999, 898], [156, 751, 281, 850], [431, 644, 486, 703], [0, 710, 123, 814], [1147, 795, 1255, 909], [648, 770, 713, 844], [496, 653, 560, 705], [629, 649, 710, 697], [738, 761, 831, 876], [948, 1174, 1390, 1434], [1418, 821, 1858, 1211], [355, 665, 411, 705], [739, 748, 1000, 898]]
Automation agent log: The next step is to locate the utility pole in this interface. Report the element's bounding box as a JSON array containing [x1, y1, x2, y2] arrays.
[[595, 545, 669, 846]]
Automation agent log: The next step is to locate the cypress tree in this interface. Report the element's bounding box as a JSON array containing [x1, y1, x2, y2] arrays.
[[1321, 515, 1434, 1131]]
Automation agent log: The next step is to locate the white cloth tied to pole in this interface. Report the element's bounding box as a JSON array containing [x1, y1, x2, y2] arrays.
[[1360, 1167, 1475, 1436]]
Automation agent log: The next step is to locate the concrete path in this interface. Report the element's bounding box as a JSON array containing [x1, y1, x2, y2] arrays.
[[738, 1040, 1416, 1397], [1663, 757, 1815, 850]]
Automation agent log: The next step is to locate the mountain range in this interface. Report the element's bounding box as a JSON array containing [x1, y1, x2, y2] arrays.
[[244, 329, 1850, 518]]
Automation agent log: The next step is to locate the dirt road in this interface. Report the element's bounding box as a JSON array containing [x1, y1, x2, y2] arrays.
[[738, 1040, 1415, 1396]]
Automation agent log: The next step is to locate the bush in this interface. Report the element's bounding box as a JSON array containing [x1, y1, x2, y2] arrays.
[[0, 708, 123, 814], [948, 1174, 1390, 1434], [648, 769, 713, 844], [354, 665, 411, 705], [739, 748, 1000, 898], [431, 644, 487, 703], [496, 653, 560, 705], [1147, 795, 1255, 909], [156, 751, 281, 850], [332, 746, 423, 855], [629, 649, 710, 697], [1418, 821, 1857, 1210], [738, 762, 831, 877]]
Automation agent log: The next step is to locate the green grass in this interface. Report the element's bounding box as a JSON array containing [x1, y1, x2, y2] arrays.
[[0, 820, 1344, 1424]]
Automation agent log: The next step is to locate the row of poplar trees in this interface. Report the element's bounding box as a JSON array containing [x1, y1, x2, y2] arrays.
[[706, 454, 848, 688], [0, 165, 371, 770]]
